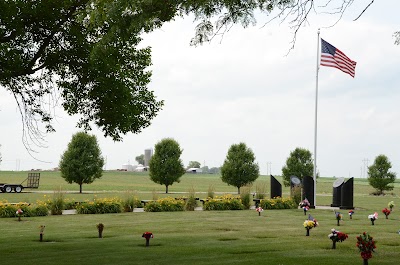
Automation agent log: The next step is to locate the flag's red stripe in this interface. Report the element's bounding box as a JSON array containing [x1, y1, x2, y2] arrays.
[[321, 52, 356, 77]]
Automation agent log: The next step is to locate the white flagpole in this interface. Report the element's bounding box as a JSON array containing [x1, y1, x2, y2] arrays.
[[313, 29, 320, 207]]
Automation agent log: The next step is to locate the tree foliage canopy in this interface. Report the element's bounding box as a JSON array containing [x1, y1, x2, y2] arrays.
[[221, 143, 259, 194], [368, 154, 396, 195], [188, 161, 201, 169], [135, 154, 145, 165], [149, 138, 185, 193], [281, 147, 313, 187], [0, 0, 167, 148], [59, 131, 104, 193]]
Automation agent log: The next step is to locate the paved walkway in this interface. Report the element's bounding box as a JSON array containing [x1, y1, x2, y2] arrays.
[[62, 205, 340, 215]]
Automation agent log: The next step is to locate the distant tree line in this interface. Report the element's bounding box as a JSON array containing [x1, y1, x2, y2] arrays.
[[56, 134, 396, 196]]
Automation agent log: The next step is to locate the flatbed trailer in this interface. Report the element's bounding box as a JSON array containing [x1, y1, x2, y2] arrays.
[[0, 173, 40, 193]]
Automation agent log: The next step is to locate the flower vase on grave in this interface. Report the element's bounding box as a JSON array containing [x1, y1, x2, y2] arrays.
[[16, 209, 23, 222], [96, 223, 104, 238], [39, 225, 45, 242], [306, 228, 310, 236], [332, 241, 336, 249], [142, 232, 153, 247]]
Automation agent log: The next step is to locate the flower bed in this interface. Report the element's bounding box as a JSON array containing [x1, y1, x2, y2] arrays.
[[260, 197, 297, 210], [203, 195, 244, 211], [0, 201, 49, 218], [144, 197, 185, 212], [75, 198, 122, 214]]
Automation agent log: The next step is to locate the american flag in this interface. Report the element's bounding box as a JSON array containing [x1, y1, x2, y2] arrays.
[[320, 39, 357, 78]]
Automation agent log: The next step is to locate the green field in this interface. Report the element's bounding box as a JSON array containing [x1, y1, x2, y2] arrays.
[[1, 171, 399, 264]]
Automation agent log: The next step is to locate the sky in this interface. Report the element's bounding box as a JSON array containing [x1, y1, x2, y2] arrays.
[[1, 1, 399, 178]]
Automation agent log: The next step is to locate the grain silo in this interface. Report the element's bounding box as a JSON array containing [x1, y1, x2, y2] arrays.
[[144, 149, 153, 167]]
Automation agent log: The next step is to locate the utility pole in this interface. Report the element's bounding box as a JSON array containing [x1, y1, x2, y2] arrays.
[[16, 159, 20, 171], [266, 162, 272, 175], [362, 158, 369, 178]]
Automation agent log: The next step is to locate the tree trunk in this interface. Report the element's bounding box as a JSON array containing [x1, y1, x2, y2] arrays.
[[237, 187, 240, 194], [165, 185, 169, 194], [80, 184, 82, 193]]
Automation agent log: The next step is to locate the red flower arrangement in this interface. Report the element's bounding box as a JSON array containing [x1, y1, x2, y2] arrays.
[[348, 210, 354, 219], [356, 232, 376, 263], [16, 208, 23, 221], [142, 232, 153, 239], [328, 228, 348, 249], [382, 208, 391, 219], [142, 232, 154, 247]]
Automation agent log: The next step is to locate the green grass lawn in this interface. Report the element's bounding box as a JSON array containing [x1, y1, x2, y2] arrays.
[[1, 209, 400, 265], [1, 171, 400, 264]]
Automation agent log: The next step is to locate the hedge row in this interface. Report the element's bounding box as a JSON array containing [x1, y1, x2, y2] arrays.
[[75, 198, 123, 214], [0, 203, 49, 218], [1, 195, 297, 217], [260, 197, 297, 210], [144, 197, 185, 212], [203, 195, 244, 211]]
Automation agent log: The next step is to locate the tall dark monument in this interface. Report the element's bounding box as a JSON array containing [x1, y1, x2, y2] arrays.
[[340, 177, 354, 209], [331, 178, 345, 207], [302, 176, 315, 208], [270, 175, 282, 199]]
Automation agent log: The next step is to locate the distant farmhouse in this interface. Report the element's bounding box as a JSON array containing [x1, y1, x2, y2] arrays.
[[186, 168, 202, 173]]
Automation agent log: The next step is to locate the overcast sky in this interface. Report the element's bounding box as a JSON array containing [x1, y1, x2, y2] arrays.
[[1, 1, 399, 178]]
